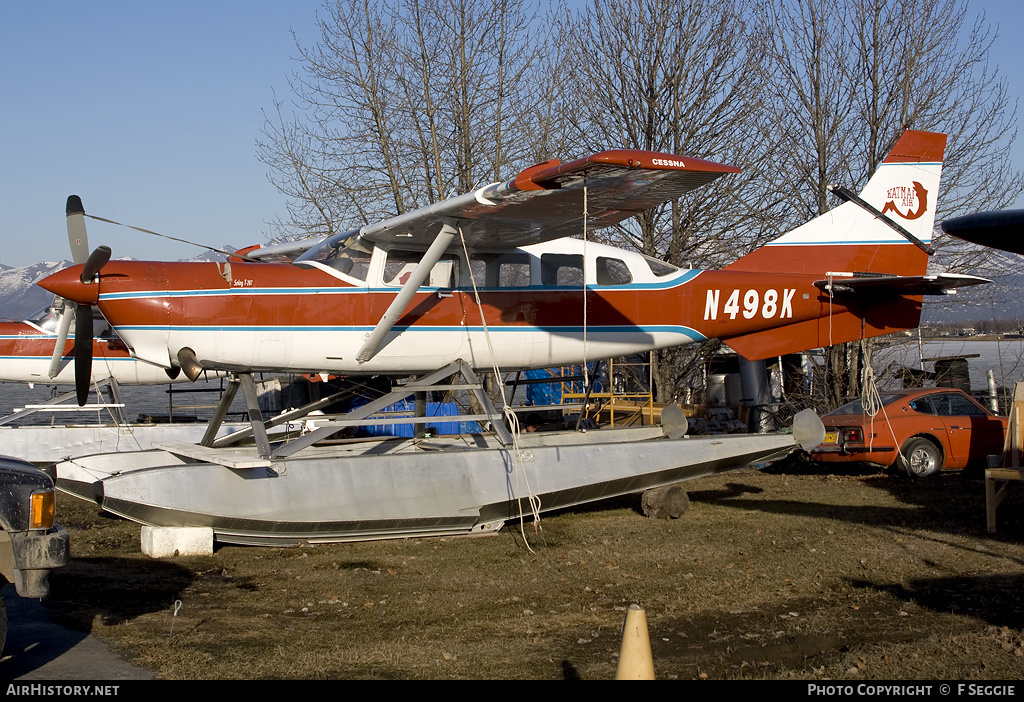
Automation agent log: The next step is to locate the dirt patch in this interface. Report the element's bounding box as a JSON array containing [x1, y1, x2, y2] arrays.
[[45, 458, 1024, 679]]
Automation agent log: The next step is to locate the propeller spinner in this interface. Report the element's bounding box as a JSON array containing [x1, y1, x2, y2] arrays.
[[72, 245, 111, 405]]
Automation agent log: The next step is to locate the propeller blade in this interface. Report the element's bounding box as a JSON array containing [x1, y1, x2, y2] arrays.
[[47, 304, 74, 379], [74, 304, 93, 406], [54, 196, 94, 377], [66, 195, 90, 265], [64, 200, 106, 403], [80, 245, 111, 284]]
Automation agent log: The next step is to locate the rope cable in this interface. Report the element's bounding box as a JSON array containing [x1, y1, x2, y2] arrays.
[[582, 183, 589, 388], [455, 225, 542, 550], [82, 213, 258, 262], [859, 339, 907, 467]]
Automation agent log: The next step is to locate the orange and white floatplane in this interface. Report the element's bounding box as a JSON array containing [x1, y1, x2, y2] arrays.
[[40, 129, 987, 545]]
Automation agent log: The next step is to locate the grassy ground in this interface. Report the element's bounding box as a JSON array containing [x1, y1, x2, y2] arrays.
[[44, 457, 1024, 679]]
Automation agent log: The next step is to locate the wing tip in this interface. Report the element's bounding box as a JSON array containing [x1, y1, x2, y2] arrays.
[[515, 149, 740, 190]]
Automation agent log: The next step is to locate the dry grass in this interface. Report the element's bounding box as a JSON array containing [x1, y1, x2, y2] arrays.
[[46, 458, 1024, 679]]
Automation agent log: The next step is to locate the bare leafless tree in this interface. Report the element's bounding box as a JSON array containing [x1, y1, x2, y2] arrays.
[[754, 0, 1022, 408], [756, 0, 858, 223], [258, 0, 559, 239], [848, 0, 1022, 212], [562, 0, 779, 269]]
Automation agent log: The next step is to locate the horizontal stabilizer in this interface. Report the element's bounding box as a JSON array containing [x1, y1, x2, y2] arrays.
[[813, 272, 991, 297]]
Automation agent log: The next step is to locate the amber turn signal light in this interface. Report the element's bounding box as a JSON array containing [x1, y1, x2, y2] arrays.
[[30, 489, 55, 529]]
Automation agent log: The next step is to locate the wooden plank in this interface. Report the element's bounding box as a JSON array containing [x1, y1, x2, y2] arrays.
[[989, 381, 1024, 533], [986, 468, 1024, 481]]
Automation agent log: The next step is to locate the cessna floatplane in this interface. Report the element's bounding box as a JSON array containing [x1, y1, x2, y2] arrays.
[[39, 129, 987, 545]]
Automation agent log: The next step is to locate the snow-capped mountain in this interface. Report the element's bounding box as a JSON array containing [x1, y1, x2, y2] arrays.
[[0, 260, 70, 321]]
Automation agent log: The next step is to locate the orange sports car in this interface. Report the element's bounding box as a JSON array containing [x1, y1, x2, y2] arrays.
[[809, 388, 1007, 477]]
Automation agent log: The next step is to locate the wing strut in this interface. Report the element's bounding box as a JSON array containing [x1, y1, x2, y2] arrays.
[[355, 221, 459, 363]]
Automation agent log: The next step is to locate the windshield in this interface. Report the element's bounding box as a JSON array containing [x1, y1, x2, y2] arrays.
[[25, 305, 115, 337], [293, 229, 373, 281], [26, 305, 59, 332]]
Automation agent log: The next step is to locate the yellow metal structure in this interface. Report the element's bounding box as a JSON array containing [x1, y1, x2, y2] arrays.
[[560, 357, 655, 427]]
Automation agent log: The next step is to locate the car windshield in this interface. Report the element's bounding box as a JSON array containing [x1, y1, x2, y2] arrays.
[[830, 393, 905, 415], [293, 229, 373, 281]]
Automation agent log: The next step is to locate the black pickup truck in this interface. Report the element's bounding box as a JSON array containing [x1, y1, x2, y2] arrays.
[[0, 456, 70, 653]]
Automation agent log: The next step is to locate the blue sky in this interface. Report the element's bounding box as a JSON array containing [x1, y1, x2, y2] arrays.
[[1, 0, 1021, 268], [1, 1, 323, 266]]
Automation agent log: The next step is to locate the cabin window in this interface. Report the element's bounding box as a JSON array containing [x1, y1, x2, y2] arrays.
[[469, 252, 532, 287], [596, 257, 632, 285], [540, 254, 584, 286], [384, 250, 460, 287], [642, 255, 679, 277], [293, 229, 374, 282]]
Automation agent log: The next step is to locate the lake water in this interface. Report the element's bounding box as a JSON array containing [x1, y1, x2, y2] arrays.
[[873, 338, 1024, 392], [0, 377, 236, 426]]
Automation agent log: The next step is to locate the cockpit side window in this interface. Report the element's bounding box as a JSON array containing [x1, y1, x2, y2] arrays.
[[26, 305, 113, 337], [26, 306, 59, 333], [384, 250, 460, 287]]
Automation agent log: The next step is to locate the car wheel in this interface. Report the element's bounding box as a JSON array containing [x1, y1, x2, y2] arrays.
[[899, 437, 942, 478]]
